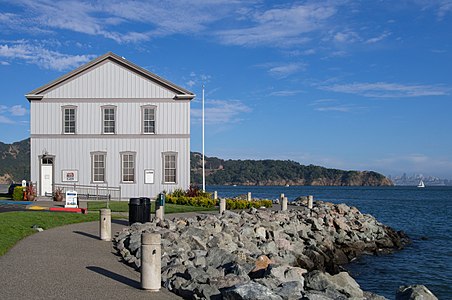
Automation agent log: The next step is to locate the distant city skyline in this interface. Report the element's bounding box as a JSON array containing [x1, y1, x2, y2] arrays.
[[0, 1, 451, 178]]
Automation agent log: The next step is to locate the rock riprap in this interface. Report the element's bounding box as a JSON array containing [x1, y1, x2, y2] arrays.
[[114, 201, 411, 299]]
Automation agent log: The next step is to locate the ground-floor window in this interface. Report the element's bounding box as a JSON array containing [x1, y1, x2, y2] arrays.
[[121, 152, 136, 183], [163, 152, 177, 183], [91, 152, 106, 183]]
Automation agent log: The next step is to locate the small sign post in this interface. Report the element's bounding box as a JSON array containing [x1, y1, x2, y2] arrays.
[[65, 191, 78, 208]]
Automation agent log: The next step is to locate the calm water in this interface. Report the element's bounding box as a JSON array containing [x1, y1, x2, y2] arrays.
[[207, 185, 452, 299]]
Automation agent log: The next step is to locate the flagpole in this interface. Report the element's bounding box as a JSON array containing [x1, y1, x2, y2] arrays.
[[202, 85, 206, 192]]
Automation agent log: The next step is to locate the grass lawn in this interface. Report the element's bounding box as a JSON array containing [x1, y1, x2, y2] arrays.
[[88, 201, 216, 214], [0, 202, 215, 257], [0, 211, 99, 256]]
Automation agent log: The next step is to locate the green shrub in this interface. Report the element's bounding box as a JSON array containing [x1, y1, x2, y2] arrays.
[[165, 195, 216, 208], [226, 199, 273, 210], [12, 186, 25, 201], [171, 188, 185, 198]]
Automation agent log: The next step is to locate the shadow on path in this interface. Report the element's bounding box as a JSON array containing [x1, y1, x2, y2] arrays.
[[73, 230, 99, 240], [86, 266, 140, 288], [112, 219, 129, 226]]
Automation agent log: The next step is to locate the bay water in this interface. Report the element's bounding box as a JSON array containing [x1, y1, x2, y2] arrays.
[[207, 185, 452, 299]]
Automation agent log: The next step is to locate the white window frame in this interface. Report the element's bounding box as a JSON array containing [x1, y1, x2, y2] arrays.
[[162, 152, 177, 184], [62, 106, 77, 134], [121, 152, 136, 183], [91, 152, 106, 183], [102, 106, 116, 134], [142, 105, 156, 134]]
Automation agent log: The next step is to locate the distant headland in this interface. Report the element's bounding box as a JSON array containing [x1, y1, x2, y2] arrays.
[[190, 152, 393, 187]]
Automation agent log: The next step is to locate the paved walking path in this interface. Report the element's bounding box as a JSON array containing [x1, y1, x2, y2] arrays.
[[0, 220, 181, 300]]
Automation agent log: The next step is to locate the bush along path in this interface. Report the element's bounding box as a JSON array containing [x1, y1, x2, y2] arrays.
[[114, 201, 414, 299]]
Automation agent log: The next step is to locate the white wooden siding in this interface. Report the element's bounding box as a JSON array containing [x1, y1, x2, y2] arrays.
[[43, 61, 176, 99], [31, 101, 190, 135], [31, 137, 190, 198]]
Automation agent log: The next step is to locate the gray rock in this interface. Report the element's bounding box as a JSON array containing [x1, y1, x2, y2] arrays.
[[396, 285, 438, 300], [222, 281, 283, 300], [275, 281, 304, 300], [304, 270, 363, 298], [115, 200, 412, 300], [269, 265, 306, 285], [211, 274, 250, 289]]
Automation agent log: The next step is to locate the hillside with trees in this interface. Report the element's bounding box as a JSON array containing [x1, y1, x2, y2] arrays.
[[0, 139, 30, 183], [191, 152, 393, 186]]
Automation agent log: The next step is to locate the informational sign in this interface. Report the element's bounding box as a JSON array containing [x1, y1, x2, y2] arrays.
[[22, 180, 26, 187], [65, 191, 78, 208], [62, 170, 78, 182], [145, 169, 154, 184]]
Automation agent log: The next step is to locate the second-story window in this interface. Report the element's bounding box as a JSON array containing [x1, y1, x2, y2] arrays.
[[142, 106, 156, 134], [63, 107, 76, 134], [102, 106, 116, 134]]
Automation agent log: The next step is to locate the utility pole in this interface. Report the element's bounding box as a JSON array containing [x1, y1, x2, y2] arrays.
[[202, 85, 206, 192]]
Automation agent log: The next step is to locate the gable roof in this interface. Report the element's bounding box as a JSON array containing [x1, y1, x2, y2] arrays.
[[25, 52, 195, 101]]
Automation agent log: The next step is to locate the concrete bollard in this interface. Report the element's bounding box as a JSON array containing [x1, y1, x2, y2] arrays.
[[280, 193, 284, 202], [219, 198, 226, 214], [141, 233, 161, 291], [247, 192, 252, 201], [308, 195, 314, 209], [99, 209, 111, 241], [281, 197, 288, 211], [155, 206, 164, 221], [214, 191, 218, 200]]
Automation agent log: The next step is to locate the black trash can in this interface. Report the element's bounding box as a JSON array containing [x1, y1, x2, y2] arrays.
[[129, 198, 142, 225], [140, 197, 151, 223], [156, 193, 165, 210]]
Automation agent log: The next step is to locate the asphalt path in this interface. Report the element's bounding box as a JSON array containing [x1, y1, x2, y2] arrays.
[[0, 200, 28, 213], [0, 220, 181, 299]]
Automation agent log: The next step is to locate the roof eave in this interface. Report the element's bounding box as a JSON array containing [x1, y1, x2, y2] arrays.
[[25, 94, 44, 101], [25, 51, 195, 97]]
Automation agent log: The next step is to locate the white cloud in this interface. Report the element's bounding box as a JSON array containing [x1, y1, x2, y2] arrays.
[[268, 63, 304, 78], [191, 99, 251, 125], [186, 80, 196, 87], [0, 61, 10, 65], [217, 3, 338, 47], [321, 82, 450, 98], [372, 153, 452, 177], [0, 41, 95, 71], [1, 0, 245, 43], [10, 105, 27, 116], [365, 32, 391, 44], [411, 0, 452, 19], [310, 99, 365, 113], [269, 90, 303, 97], [0, 115, 14, 124], [334, 31, 360, 43]]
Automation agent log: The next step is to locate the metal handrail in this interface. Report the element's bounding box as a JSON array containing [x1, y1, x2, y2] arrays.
[[52, 183, 122, 207]]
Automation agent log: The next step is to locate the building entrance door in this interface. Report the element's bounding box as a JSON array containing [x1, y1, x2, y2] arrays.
[[40, 157, 53, 196]]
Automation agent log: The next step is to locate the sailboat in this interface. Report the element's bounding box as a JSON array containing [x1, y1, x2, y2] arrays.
[[417, 180, 425, 188]]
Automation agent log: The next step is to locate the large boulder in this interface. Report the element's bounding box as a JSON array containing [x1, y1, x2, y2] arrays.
[[222, 282, 283, 300], [396, 285, 438, 300], [304, 270, 364, 298]]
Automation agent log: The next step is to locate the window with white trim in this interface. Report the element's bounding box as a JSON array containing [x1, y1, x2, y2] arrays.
[[163, 152, 177, 184], [91, 152, 106, 183], [102, 106, 116, 134], [142, 106, 156, 134], [63, 107, 76, 134], [121, 152, 135, 183]]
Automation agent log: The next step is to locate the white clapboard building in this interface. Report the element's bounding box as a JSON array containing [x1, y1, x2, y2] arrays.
[[26, 52, 194, 199]]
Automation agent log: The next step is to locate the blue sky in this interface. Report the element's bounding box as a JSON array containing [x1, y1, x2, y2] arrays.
[[0, 0, 451, 178]]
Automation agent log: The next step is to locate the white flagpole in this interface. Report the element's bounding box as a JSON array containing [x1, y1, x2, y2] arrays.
[[202, 85, 206, 192]]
